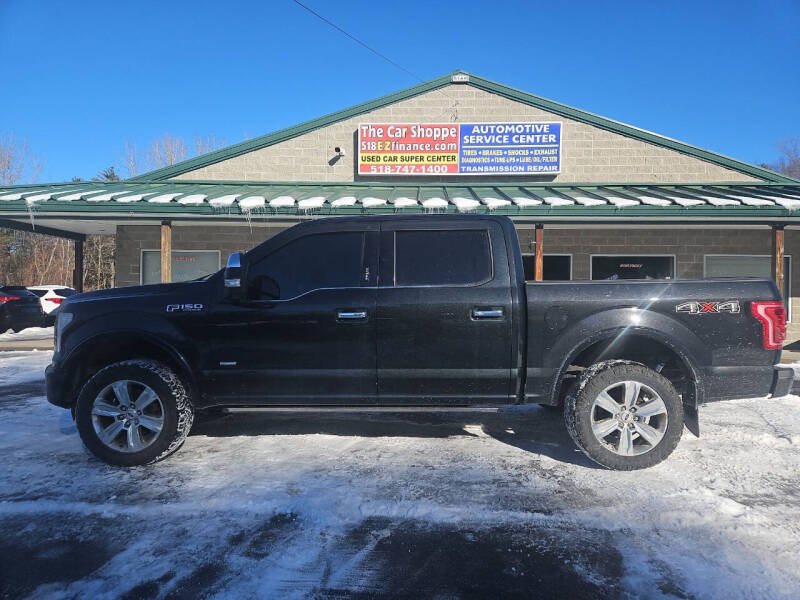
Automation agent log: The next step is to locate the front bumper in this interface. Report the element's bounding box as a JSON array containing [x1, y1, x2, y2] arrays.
[[45, 364, 73, 408], [770, 365, 794, 399]]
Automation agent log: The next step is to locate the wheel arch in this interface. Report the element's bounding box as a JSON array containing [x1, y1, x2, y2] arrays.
[[62, 332, 197, 408], [550, 326, 703, 435]]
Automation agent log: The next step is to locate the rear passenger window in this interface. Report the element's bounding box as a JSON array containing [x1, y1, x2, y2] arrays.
[[394, 230, 492, 286]]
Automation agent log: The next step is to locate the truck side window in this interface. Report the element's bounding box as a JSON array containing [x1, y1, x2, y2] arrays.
[[394, 229, 492, 286], [251, 232, 365, 299]]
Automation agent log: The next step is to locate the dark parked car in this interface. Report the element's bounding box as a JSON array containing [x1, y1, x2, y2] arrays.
[[46, 215, 792, 469], [0, 285, 45, 332]]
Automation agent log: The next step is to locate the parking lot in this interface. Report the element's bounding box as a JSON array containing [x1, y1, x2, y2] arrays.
[[1, 349, 799, 600]]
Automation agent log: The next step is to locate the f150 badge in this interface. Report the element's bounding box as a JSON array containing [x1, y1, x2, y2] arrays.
[[166, 303, 204, 312], [675, 300, 740, 314]]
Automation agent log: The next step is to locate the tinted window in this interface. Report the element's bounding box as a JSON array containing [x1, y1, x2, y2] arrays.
[[55, 288, 76, 297], [394, 230, 492, 286], [28, 289, 48, 297], [592, 256, 674, 280], [0, 287, 36, 298], [252, 232, 365, 299]]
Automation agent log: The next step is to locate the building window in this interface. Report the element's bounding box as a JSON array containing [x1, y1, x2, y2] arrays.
[[141, 250, 221, 285], [704, 255, 792, 321], [522, 255, 573, 281], [591, 255, 675, 281]]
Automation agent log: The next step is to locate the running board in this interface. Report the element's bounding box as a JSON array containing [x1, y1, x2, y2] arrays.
[[224, 406, 503, 413]]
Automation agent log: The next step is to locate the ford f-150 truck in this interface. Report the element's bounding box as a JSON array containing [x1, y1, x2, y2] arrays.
[[46, 215, 793, 469]]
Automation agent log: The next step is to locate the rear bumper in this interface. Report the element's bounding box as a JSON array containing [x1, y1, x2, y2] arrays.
[[1, 311, 45, 331], [701, 364, 794, 402], [45, 364, 73, 408], [770, 365, 794, 399]]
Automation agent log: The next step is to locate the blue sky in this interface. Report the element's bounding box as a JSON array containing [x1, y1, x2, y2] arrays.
[[1, 0, 798, 183]]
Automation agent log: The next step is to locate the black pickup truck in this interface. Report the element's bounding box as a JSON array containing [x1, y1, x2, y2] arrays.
[[46, 215, 793, 469]]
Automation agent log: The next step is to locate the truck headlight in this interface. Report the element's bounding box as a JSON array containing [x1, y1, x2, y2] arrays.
[[55, 311, 73, 353]]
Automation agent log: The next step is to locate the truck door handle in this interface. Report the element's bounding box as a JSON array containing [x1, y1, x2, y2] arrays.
[[337, 311, 367, 320], [472, 308, 503, 319]]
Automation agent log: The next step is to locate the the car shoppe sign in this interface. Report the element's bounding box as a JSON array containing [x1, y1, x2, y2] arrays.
[[358, 122, 562, 176]]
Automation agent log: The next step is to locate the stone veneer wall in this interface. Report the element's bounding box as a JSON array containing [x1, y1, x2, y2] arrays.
[[115, 224, 288, 287], [172, 85, 757, 185]]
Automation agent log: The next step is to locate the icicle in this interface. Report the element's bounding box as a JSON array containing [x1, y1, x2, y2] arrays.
[[27, 204, 37, 230]]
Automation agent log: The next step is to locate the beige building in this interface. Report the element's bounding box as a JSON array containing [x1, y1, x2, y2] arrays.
[[2, 71, 800, 341]]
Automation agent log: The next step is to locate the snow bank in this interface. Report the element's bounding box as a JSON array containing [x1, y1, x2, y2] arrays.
[[0, 349, 52, 386], [0, 326, 54, 342]]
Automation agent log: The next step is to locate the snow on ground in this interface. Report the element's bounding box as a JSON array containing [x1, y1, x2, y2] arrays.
[[0, 350, 53, 386], [0, 326, 53, 342], [785, 360, 800, 379], [1, 367, 799, 599]]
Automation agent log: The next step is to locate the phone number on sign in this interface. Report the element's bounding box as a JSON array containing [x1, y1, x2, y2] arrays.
[[362, 164, 456, 174]]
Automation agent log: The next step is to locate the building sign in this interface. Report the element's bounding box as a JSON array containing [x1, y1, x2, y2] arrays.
[[358, 122, 561, 176]]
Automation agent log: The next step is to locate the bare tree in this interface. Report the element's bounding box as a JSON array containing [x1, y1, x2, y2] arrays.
[[123, 141, 139, 177], [147, 133, 187, 170], [769, 137, 800, 179], [194, 135, 226, 156], [83, 235, 116, 290], [0, 135, 41, 185]]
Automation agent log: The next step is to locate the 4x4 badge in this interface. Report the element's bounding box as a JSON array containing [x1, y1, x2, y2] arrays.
[[675, 301, 740, 314]]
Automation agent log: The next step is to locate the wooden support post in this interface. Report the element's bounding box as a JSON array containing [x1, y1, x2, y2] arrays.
[[161, 220, 172, 283], [72, 239, 84, 293], [772, 225, 785, 298], [534, 223, 544, 281]]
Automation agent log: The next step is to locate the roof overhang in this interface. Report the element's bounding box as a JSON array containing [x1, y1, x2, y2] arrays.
[[2, 180, 800, 235]]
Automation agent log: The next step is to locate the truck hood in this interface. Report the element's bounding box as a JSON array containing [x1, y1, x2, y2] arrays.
[[65, 280, 211, 306]]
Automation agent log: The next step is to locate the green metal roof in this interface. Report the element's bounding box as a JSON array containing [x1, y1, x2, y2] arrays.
[[3, 181, 800, 223], [128, 71, 797, 184]]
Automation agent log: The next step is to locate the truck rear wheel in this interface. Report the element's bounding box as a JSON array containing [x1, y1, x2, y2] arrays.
[[75, 360, 194, 466], [564, 360, 683, 470]]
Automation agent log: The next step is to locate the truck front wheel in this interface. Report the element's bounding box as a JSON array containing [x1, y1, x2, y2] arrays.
[[564, 360, 683, 470], [75, 360, 194, 466]]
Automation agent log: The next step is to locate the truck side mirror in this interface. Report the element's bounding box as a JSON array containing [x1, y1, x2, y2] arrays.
[[253, 275, 280, 300], [223, 252, 247, 302]]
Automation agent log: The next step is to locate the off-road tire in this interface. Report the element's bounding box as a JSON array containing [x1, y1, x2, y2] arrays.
[[564, 360, 683, 470], [75, 360, 194, 466]]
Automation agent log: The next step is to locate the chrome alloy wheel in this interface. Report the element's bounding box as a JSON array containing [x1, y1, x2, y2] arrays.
[[590, 380, 668, 456], [91, 380, 165, 453]]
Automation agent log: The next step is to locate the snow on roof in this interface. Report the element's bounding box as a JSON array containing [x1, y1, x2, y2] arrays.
[[0, 183, 799, 219]]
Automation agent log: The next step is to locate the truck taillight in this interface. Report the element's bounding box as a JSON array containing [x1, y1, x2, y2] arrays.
[[0, 296, 21, 303], [750, 301, 786, 350]]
